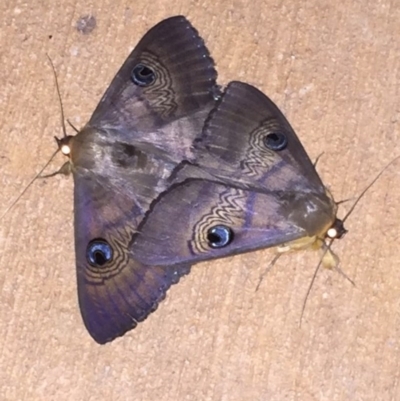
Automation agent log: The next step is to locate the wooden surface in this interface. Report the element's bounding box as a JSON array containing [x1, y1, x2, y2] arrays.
[[1, 1, 400, 400]]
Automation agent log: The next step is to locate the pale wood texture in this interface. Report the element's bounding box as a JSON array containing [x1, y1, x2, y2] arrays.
[[1, 1, 400, 400]]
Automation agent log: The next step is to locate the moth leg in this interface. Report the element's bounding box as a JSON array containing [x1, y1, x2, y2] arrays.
[[40, 161, 72, 178], [285, 235, 342, 272], [256, 237, 316, 291], [318, 242, 339, 269], [276, 244, 291, 253], [281, 235, 319, 252], [317, 240, 355, 286], [255, 253, 282, 291], [313, 152, 324, 168]]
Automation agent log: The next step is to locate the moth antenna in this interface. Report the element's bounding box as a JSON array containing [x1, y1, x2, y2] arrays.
[[341, 156, 400, 224], [255, 253, 282, 292], [46, 54, 68, 139], [0, 149, 60, 221], [0, 57, 72, 220], [332, 261, 356, 286]]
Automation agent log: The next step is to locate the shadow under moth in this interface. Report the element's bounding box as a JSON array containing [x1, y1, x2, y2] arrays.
[[48, 16, 358, 343]]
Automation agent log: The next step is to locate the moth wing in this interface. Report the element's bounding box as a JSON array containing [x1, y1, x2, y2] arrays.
[[195, 81, 325, 192], [131, 179, 316, 267], [73, 172, 190, 344], [87, 16, 217, 162]]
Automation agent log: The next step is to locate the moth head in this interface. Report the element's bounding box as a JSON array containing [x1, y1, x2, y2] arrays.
[[37, 135, 76, 177], [326, 218, 347, 241], [56, 135, 75, 158]]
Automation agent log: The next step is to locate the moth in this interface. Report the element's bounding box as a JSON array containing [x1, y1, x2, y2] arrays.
[[54, 16, 219, 343], [54, 16, 347, 344], [131, 81, 346, 272]]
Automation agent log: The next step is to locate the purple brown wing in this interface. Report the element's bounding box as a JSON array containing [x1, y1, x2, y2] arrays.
[[73, 172, 190, 344], [194, 81, 325, 192], [87, 15, 218, 163], [131, 179, 334, 267]]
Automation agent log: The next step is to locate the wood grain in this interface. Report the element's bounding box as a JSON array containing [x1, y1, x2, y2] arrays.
[[1, 0, 399, 400]]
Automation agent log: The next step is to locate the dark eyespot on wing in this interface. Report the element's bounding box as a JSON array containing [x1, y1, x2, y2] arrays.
[[131, 63, 156, 86], [207, 225, 234, 248], [263, 132, 288, 151]]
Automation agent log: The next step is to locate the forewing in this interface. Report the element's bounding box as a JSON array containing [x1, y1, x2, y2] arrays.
[[131, 179, 309, 267], [87, 16, 218, 161], [195, 81, 325, 192]]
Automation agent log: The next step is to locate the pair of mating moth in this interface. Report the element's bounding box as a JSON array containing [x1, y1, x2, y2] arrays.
[[53, 15, 348, 344]]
